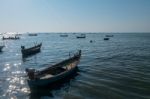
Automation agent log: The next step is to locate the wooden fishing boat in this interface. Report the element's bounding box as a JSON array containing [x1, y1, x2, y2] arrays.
[[105, 35, 114, 37], [104, 37, 109, 40], [0, 45, 4, 52], [25, 50, 81, 88], [60, 34, 68, 37], [21, 43, 42, 57], [28, 33, 38, 36], [76, 34, 86, 38], [2, 36, 20, 40]]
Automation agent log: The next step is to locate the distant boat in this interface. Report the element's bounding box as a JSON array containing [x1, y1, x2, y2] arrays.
[[105, 35, 114, 37], [0, 45, 4, 52], [60, 34, 68, 37], [76, 34, 86, 38], [15, 33, 22, 36], [28, 34, 38, 36], [2, 36, 20, 40], [25, 50, 81, 88], [21, 43, 42, 57], [90, 40, 93, 43], [104, 38, 109, 40]]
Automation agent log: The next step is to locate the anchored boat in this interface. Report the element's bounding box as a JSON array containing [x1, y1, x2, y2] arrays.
[[25, 50, 81, 88], [21, 43, 42, 57], [76, 34, 86, 38], [2, 36, 20, 40], [104, 37, 109, 40]]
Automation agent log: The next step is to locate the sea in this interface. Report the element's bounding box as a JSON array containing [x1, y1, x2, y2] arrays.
[[0, 33, 150, 99]]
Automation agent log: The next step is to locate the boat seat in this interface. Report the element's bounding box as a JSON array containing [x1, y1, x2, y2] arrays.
[[62, 66, 71, 70], [62, 66, 67, 70], [40, 74, 53, 79]]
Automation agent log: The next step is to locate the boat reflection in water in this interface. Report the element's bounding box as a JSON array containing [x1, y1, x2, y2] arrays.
[[26, 50, 81, 90], [29, 71, 79, 99]]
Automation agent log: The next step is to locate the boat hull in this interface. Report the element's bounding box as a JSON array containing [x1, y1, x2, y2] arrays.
[[76, 37, 86, 38], [21, 43, 42, 57], [22, 47, 41, 57], [27, 66, 78, 88], [76, 34, 86, 38], [26, 50, 81, 89], [104, 38, 109, 40], [2, 37, 20, 40]]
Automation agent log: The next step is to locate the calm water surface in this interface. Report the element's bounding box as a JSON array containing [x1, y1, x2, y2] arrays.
[[0, 33, 150, 99]]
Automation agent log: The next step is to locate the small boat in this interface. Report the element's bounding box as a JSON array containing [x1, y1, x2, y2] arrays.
[[25, 50, 81, 88], [2, 36, 20, 40], [104, 38, 109, 40], [90, 40, 93, 43], [15, 33, 22, 36], [21, 43, 42, 57], [28, 34, 38, 36], [105, 35, 114, 37], [76, 34, 86, 38], [60, 34, 68, 37], [0, 45, 4, 52]]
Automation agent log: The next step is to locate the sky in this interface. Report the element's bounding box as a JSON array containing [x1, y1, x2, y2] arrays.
[[0, 0, 150, 33]]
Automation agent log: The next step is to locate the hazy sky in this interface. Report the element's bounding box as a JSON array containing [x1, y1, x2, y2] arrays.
[[0, 0, 150, 33]]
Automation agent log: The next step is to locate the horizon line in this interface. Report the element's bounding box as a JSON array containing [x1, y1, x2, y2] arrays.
[[1, 32, 150, 34]]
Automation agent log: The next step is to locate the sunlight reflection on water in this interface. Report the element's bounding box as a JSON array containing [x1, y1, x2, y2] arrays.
[[3, 64, 10, 71]]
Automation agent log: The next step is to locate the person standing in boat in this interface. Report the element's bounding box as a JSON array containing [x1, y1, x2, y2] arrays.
[[21, 46, 25, 49], [26, 68, 35, 80]]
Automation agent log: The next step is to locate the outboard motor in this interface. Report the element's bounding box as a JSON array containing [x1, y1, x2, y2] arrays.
[[25, 68, 35, 80]]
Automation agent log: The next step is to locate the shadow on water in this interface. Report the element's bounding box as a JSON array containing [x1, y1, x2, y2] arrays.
[[22, 51, 41, 60], [22, 53, 40, 63], [0, 50, 4, 53], [29, 69, 79, 99]]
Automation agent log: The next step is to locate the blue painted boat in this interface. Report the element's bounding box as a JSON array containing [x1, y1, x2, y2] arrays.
[[21, 43, 42, 57], [25, 50, 81, 88]]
